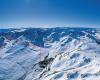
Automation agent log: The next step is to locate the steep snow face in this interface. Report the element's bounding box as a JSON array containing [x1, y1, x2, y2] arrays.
[[0, 28, 100, 80]]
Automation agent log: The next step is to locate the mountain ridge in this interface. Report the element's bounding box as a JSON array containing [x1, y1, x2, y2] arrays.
[[0, 27, 100, 80]]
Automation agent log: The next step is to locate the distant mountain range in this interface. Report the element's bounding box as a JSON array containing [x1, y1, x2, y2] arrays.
[[0, 27, 100, 80]]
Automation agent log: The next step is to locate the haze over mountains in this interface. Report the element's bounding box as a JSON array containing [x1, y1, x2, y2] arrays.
[[0, 27, 100, 80]]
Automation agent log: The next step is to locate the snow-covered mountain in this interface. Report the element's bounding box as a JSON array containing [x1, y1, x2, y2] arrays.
[[0, 27, 100, 80]]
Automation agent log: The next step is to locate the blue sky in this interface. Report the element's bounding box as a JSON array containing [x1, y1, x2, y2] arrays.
[[0, 0, 100, 28]]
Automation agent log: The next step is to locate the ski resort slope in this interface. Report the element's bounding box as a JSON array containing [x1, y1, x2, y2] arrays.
[[0, 28, 100, 80]]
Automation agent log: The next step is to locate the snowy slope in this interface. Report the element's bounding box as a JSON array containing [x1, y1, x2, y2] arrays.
[[37, 38, 100, 80], [0, 27, 100, 80], [0, 36, 48, 80]]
